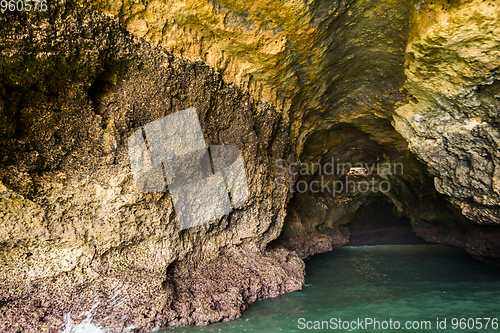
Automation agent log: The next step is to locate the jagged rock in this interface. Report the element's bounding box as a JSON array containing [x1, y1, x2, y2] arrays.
[[0, 4, 302, 332], [393, 0, 500, 258], [3, 0, 500, 331]]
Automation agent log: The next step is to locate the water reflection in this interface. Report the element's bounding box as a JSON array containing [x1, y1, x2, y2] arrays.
[[164, 245, 500, 333]]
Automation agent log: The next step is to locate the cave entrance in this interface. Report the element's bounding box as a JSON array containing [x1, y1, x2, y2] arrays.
[[346, 195, 428, 246]]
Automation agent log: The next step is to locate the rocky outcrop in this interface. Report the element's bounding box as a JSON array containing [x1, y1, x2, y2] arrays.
[[393, 0, 500, 259], [0, 4, 302, 332], [3, 0, 500, 331], [395, 0, 500, 225], [1, 245, 303, 331]]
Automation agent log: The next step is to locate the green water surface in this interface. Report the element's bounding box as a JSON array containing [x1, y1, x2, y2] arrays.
[[164, 245, 500, 332]]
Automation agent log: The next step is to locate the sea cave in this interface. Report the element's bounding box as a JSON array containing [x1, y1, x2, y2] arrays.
[[1, 0, 500, 332]]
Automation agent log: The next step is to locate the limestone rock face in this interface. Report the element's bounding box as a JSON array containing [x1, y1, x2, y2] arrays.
[[0, 4, 302, 332], [3, 0, 500, 331], [90, 0, 414, 154], [393, 0, 500, 258], [395, 0, 500, 225]]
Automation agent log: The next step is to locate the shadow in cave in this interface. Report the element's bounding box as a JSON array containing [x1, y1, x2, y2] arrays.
[[346, 195, 429, 246]]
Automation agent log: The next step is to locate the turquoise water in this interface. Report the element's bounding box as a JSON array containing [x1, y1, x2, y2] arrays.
[[164, 245, 500, 332]]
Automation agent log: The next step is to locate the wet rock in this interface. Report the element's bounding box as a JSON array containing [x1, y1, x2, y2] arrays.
[[0, 3, 302, 332], [393, 0, 500, 257], [3, 0, 500, 331]]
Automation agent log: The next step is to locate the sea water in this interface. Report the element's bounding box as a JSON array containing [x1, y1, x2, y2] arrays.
[[164, 245, 500, 332]]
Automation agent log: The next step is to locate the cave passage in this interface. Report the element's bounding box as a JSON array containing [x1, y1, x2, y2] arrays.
[[346, 195, 429, 246]]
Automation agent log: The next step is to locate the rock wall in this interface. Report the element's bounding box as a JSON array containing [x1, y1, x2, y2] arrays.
[[3, 0, 500, 331], [274, 0, 500, 263], [0, 4, 303, 332], [394, 0, 500, 260]]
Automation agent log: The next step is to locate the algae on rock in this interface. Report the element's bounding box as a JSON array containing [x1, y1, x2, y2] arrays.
[[0, 4, 303, 331], [393, 0, 500, 257], [3, 0, 500, 331]]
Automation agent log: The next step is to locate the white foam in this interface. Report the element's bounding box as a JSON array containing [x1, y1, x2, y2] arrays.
[[62, 313, 106, 333]]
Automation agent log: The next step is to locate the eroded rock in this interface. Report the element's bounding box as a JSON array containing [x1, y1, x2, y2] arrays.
[[0, 4, 302, 331], [393, 0, 500, 258], [3, 0, 500, 331]]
